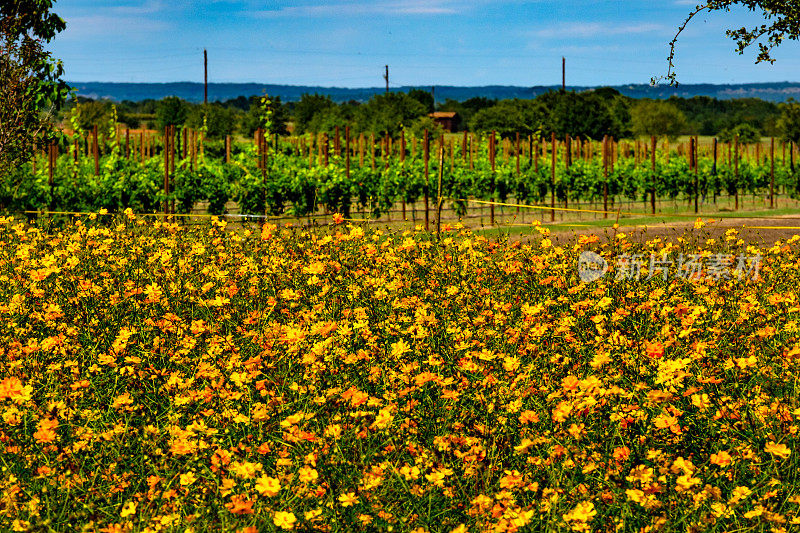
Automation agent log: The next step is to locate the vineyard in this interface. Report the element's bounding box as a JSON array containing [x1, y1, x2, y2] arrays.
[[6, 125, 800, 225]]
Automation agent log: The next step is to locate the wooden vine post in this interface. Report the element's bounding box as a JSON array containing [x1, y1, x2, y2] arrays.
[[650, 136, 656, 214], [436, 134, 444, 235], [692, 137, 698, 213], [793, 142, 798, 194], [602, 135, 608, 219], [712, 138, 718, 175], [528, 135, 534, 170], [548, 132, 555, 222], [163, 126, 170, 217], [515, 132, 521, 216], [489, 131, 496, 225], [712, 138, 718, 204], [170, 125, 176, 214], [93, 125, 100, 176], [370, 134, 375, 171], [345, 126, 350, 182], [182, 128, 187, 160], [385, 134, 391, 171], [783, 141, 786, 168], [564, 134, 571, 209], [565, 134, 571, 169], [770, 137, 775, 208], [734, 134, 739, 210], [400, 130, 406, 221], [423, 129, 430, 231]]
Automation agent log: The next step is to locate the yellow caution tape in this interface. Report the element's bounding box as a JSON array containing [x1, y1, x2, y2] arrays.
[[737, 226, 800, 230], [449, 197, 800, 220], [22, 210, 333, 221], [457, 198, 634, 216]]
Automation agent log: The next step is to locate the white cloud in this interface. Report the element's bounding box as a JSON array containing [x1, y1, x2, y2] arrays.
[[248, 0, 488, 17], [532, 22, 667, 39], [60, 15, 169, 40], [108, 1, 168, 15]]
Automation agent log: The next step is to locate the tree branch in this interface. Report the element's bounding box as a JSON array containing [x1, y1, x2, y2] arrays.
[[653, 4, 711, 86]]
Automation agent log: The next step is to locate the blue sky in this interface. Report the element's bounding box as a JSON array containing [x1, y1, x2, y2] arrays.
[[48, 0, 800, 87]]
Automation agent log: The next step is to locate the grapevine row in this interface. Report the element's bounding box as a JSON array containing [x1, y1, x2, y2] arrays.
[[5, 126, 799, 223]]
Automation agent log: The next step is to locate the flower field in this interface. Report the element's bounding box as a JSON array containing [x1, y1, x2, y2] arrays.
[[1, 213, 800, 532]]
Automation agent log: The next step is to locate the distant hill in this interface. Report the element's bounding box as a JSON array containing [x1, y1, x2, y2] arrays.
[[68, 81, 800, 104]]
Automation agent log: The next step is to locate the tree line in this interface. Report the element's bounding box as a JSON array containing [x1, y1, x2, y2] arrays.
[[60, 88, 800, 146]]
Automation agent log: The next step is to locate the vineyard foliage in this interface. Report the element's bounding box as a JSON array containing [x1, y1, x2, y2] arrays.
[[3, 131, 798, 217]]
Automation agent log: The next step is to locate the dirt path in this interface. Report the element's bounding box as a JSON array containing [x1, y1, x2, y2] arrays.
[[546, 215, 800, 244]]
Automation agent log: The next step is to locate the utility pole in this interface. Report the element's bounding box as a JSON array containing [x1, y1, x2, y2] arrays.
[[384, 65, 389, 93], [204, 49, 208, 104], [562, 57, 565, 91]]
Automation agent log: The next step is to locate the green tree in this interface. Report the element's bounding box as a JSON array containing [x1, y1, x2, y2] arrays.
[[469, 99, 546, 137], [406, 116, 444, 140], [292, 93, 335, 134], [663, 1, 800, 84], [777, 101, 800, 144], [187, 103, 240, 140], [407, 88, 435, 114], [608, 94, 633, 138], [0, 0, 71, 176], [72, 99, 113, 132], [306, 102, 359, 134], [355, 93, 426, 137], [718, 123, 762, 144], [156, 96, 188, 130], [540, 91, 620, 140], [221, 95, 251, 112], [630, 100, 688, 141]]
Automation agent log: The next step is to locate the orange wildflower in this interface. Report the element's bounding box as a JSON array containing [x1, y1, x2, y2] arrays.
[[0, 377, 24, 401], [226, 495, 254, 515], [33, 417, 58, 444]]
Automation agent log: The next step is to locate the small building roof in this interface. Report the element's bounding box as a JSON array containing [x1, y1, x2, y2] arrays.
[[429, 111, 458, 118]]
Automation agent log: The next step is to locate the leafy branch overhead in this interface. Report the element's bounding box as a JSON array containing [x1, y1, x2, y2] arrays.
[[659, 0, 800, 85]]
